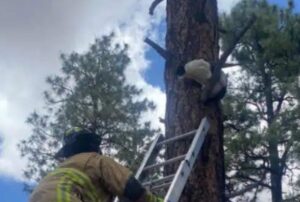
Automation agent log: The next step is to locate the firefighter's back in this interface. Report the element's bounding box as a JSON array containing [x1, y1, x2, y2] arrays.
[[30, 152, 125, 202]]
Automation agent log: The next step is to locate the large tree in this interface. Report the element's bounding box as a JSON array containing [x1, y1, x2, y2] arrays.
[[164, 0, 225, 201], [19, 34, 157, 188], [221, 1, 300, 201], [146, 0, 255, 201]]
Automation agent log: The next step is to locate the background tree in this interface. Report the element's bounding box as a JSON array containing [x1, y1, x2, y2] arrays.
[[19, 34, 158, 188], [221, 1, 300, 201]]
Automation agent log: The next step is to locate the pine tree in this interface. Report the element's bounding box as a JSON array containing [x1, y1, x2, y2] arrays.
[[163, 0, 225, 201], [19, 34, 158, 188], [221, 1, 300, 201]]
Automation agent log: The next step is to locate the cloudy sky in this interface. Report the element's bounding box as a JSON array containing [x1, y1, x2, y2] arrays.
[[0, 0, 261, 201]]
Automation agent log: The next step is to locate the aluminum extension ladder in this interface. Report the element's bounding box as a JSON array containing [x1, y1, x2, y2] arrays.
[[133, 117, 210, 202]]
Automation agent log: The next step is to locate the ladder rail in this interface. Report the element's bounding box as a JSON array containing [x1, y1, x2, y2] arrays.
[[116, 117, 210, 202], [164, 117, 210, 202], [114, 133, 163, 202], [135, 133, 163, 179]]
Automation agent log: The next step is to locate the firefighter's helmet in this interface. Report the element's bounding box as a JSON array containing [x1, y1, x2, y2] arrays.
[[55, 127, 100, 158]]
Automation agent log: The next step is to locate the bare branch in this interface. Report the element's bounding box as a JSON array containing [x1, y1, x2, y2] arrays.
[[218, 15, 257, 71], [224, 123, 240, 132], [218, 27, 228, 34], [237, 174, 271, 189], [223, 63, 241, 68], [202, 15, 256, 103], [280, 141, 293, 172], [149, 0, 164, 15], [227, 183, 260, 198], [159, 117, 165, 124], [144, 37, 168, 59], [275, 93, 286, 116], [210, 61, 241, 68]]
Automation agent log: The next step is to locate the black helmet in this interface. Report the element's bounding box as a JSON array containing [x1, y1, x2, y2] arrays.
[[55, 127, 100, 159]]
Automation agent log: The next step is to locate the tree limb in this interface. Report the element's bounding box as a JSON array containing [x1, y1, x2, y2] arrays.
[[275, 93, 286, 116], [227, 183, 260, 198], [149, 0, 164, 15], [218, 15, 257, 73], [202, 15, 256, 103], [280, 141, 293, 172], [224, 123, 240, 132], [237, 174, 271, 189], [144, 37, 168, 59], [222, 63, 241, 68]]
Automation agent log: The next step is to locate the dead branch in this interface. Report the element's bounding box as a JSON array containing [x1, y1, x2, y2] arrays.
[[149, 0, 164, 15], [202, 15, 256, 103], [144, 37, 168, 59], [224, 123, 240, 132], [159, 117, 165, 124], [218, 15, 257, 72], [227, 183, 260, 198], [223, 63, 241, 68], [275, 93, 286, 116], [236, 174, 271, 189]]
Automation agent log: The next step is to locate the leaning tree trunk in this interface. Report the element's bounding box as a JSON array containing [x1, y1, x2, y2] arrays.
[[164, 0, 225, 201]]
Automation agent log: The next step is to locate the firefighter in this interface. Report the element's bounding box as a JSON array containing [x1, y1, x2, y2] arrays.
[[30, 127, 163, 202]]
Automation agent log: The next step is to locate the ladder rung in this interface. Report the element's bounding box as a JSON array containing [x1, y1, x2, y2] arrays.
[[156, 130, 197, 147], [143, 155, 186, 172], [151, 182, 172, 191], [143, 174, 175, 187]]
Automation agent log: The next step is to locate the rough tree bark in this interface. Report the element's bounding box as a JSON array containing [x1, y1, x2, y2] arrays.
[[164, 0, 225, 201]]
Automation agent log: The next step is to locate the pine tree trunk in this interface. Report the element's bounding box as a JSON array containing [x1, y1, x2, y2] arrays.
[[164, 0, 225, 201], [263, 66, 283, 202], [269, 143, 283, 202]]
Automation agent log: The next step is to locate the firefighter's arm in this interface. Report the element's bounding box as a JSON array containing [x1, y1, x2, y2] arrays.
[[96, 155, 163, 202]]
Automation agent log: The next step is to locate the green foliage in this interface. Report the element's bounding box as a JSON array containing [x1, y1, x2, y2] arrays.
[[221, 0, 300, 201], [19, 34, 158, 187]]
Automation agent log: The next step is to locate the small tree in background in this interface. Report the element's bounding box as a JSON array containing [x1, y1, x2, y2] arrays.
[[221, 1, 300, 201], [19, 34, 158, 189]]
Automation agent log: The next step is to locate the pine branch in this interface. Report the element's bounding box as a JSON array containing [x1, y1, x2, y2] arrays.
[[284, 194, 300, 202], [149, 0, 164, 15], [144, 37, 168, 59]]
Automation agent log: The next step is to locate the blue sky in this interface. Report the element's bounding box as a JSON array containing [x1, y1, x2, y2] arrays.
[[0, 0, 297, 201]]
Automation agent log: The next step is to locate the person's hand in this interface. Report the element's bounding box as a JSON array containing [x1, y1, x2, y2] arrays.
[[145, 192, 164, 202]]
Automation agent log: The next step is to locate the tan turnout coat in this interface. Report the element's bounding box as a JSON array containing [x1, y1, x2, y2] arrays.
[[30, 152, 132, 202]]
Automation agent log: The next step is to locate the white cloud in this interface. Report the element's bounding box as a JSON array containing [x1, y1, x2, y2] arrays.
[[218, 0, 240, 13], [0, 0, 239, 181], [0, 0, 166, 181]]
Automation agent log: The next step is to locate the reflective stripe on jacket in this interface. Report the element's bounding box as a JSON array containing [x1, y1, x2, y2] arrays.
[[49, 167, 100, 202], [30, 152, 132, 202]]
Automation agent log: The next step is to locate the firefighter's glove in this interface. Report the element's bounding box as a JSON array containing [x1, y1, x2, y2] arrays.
[[146, 192, 164, 202]]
